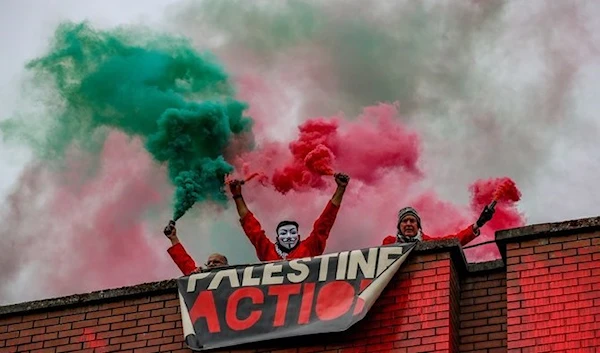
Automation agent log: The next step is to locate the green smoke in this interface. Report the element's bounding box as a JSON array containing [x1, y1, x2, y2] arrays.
[[1, 22, 253, 220]]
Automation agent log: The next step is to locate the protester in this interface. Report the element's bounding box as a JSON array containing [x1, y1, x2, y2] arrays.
[[164, 221, 228, 275], [382, 205, 495, 246], [229, 173, 349, 261]]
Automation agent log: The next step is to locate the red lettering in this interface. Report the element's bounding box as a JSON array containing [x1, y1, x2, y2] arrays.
[[353, 279, 373, 315], [298, 282, 315, 324], [189, 291, 221, 333], [268, 284, 302, 327], [359, 279, 373, 292], [315, 281, 355, 321], [226, 288, 264, 331]]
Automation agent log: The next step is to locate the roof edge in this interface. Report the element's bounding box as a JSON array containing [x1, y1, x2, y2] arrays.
[[495, 216, 600, 260], [0, 279, 177, 318], [0, 240, 506, 318], [496, 216, 600, 243]]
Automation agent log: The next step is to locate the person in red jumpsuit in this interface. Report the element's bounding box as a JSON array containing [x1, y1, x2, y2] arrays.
[[229, 173, 350, 261], [163, 221, 228, 275], [382, 205, 495, 246]]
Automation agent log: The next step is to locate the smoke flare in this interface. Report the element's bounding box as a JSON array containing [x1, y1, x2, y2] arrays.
[[1, 22, 253, 220], [4, 0, 599, 306], [304, 144, 335, 176]]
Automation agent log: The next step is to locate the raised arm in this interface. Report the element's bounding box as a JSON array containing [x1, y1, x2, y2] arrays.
[[330, 173, 349, 206], [432, 204, 496, 246], [164, 221, 198, 276], [230, 180, 249, 218], [432, 224, 480, 246], [303, 173, 349, 255], [229, 179, 273, 261]]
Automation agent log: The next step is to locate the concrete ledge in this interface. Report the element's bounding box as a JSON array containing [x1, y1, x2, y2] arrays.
[[413, 239, 505, 273], [414, 238, 461, 252], [0, 279, 177, 318], [0, 240, 496, 319], [495, 216, 600, 260], [466, 259, 504, 273], [413, 238, 468, 274]]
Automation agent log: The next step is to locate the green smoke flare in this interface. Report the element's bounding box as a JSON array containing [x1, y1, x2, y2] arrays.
[[2, 22, 252, 220]]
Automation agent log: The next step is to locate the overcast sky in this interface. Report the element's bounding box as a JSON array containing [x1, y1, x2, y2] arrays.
[[0, 0, 179, 199], [1, 0, 599, 305]]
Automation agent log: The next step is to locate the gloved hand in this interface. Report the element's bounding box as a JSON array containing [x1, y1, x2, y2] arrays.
[[229, 180, 244, 198], [476, 205, 495, 228], [334, 173, 350, 187], [163, 220, 176, 238]]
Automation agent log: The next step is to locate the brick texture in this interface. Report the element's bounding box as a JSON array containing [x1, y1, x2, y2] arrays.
[[234, 252, 458, 353], [1, 227, 599, 353], [459, 271, 507, 353], [0, 294, 187, 353], [505, 231, 600, 352], [0, 253, 457, 353], [449, 262, 460, 353]]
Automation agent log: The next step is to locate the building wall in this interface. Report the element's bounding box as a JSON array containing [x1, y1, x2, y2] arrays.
[[1, 216, 599, 353], [0, 291, 185, 353], [503, 229, 600, 352], [0, 250, 460, 353], [458, 270, 507, 353]]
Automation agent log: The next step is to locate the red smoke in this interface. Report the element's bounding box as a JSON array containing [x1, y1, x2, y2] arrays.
[[305, 144, 335, 176], [44, 133, 175, 293], [234, 103, 525, 262], [0, 132, 178, 304], [270, 103, 421, 193], [272, 120, 337, 193], [457, 177, 523, 261], [470, 177, 523, 232], [0, 105, 525, 305], [494, 179, 521, 203]]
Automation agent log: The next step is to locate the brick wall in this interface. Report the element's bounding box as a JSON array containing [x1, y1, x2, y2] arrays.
[[1, 216, 600, 353], [499, 226, 600, 352], [459, 269, 507, 353], [449, 259, 460, 353], [0, 288, 186, 353], [0, 244, 463, 353]]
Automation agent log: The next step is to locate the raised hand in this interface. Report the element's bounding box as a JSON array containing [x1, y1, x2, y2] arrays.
[[334, 173, 350, 187]]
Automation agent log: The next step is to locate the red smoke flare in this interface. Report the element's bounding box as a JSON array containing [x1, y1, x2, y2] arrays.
[[225, 171, 267, 185], [465, 177, 524, 261], [244, 172, 261, 182], [271, 119, 338, 193], [305, 144, 335, 175], [269, 103, 421, 193], [235, 103, 524, 263], [470, 177, 524, 232], [470, 177, 521, 207], [493, 178, 521, 203]]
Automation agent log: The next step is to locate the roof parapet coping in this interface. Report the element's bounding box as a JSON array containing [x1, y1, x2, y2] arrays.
[[0, 239, 500, 318], [495, 215, 600, 260]]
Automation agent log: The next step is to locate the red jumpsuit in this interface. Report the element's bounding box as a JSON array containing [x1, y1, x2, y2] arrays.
[[381, 224, 478, 246], [167, 243, 198, 276], [240, 201, 340, 261]]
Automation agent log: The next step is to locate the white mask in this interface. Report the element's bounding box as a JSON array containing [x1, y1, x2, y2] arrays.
[[276, 224, 299, 251]]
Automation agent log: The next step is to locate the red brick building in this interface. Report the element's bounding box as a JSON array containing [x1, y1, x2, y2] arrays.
[[1, 216, 599, 353]]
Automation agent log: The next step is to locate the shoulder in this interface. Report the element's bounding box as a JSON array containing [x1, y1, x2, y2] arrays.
[[382, 235, 397, 245]]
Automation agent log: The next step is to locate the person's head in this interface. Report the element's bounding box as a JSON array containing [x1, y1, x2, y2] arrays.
[[276, 220, 300, 252], [205, 253, 228, 269], [397, 207, 421, 237]]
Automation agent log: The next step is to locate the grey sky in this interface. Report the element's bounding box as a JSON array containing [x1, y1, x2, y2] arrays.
[[0, 0, 179, 199], [0, 0, 599, 305]]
